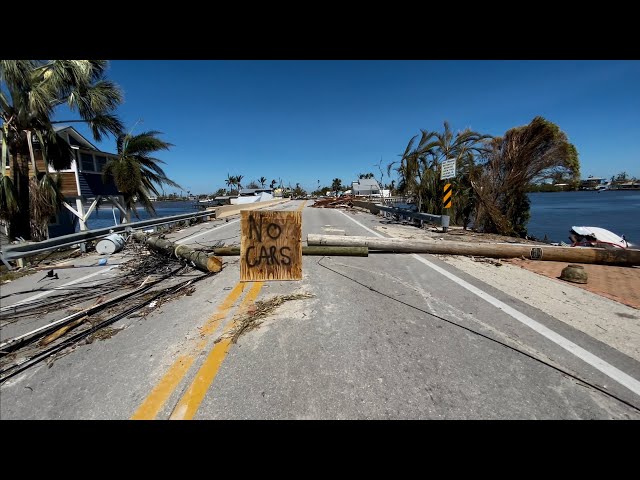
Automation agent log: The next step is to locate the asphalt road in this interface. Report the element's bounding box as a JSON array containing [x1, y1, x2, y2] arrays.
[[1, 200, 639, 419]]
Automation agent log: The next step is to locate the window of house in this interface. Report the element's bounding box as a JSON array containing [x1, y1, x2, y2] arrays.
[[95, 155, 108, 172], [80, 153, 95, 171]]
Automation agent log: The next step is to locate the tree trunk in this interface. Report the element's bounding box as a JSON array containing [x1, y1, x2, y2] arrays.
[[11, 149, 31, 240]]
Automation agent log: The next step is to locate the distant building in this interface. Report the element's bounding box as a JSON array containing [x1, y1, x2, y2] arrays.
[[579, 177, 605, 190], [351, 178, 381, 196], [239, 188, 274, 196], [230, 187, 274, 205], [610, 181, 640, 190]]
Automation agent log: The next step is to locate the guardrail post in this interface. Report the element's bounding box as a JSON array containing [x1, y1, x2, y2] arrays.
[[441, 215, 450, 232]]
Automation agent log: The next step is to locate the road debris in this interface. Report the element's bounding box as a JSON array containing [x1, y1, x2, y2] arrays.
[[311, 196, 354, 208], [87, 326, 125, 342], [471, 256, 503, 267], [219, 292, 314, 344]]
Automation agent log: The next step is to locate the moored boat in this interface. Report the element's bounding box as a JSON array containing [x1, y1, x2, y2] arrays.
[[570, 226, 630, 249]]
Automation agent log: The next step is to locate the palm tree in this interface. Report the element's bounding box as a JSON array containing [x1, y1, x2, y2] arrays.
[[270, 179, 277, 189], [471, 117, 579, 236], [225, 174, 234, 194], [388, 122, 490, 215], [1, 60, 123, 239], [331, 178, 342, 195], [259, 176, 267, 188], [236, 174, 244, 191], [103, 130, 181, 221]]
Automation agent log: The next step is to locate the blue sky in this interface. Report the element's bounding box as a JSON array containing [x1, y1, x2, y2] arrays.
[[63, 60, 640, 194]]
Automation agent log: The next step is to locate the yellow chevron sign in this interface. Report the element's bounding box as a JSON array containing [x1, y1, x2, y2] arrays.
[[443, 183, 452, 208]]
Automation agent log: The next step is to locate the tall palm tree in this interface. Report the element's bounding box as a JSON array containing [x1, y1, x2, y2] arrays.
[[1, 60, 123, 239], [225, 174, 234, 194], [236, 174, 244, 191], [259, 176, 267, 188], [103, 130, 181, 221]]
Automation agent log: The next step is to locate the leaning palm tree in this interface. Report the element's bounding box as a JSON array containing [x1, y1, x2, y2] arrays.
[[1, 60, 123, 239], [103, 130, 181, 221], [259, 176, 267, 188], [236, 175, 244, 191]]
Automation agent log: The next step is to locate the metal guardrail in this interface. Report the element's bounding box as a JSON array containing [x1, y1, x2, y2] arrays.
[[0, 210, 214, 266], [376, 204, 450, 231]]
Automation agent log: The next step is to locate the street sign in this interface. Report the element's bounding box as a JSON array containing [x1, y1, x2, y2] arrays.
[[441, 158, 456, 180], [240, 210, 302, 281]]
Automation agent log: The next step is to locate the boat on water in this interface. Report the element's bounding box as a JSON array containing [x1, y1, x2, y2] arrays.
[[569, 226, 630, 249]]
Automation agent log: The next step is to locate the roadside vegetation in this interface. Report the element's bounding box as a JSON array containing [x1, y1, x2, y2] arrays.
[[387, 117, 580, 237], [0, 60, 181, 241], [105, 130, 181, 221]]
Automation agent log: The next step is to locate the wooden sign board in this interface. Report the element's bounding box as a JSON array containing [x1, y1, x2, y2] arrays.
[[240, 210, 302, 281]]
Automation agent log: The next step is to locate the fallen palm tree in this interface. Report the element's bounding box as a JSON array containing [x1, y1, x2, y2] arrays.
[[307, 234, 640, 266]]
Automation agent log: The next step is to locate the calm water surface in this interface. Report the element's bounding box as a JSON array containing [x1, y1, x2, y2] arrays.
[[85, 200, 199, 230], [527, 191, 640, 245]]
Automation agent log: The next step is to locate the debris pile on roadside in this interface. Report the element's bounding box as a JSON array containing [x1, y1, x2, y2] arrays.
[[0, 240, 217, 383], [311, 196, 353, 208]]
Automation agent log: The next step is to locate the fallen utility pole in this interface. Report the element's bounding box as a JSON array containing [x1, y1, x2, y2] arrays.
[[307, 234, 640, 266], [132, 232, 222, 272], [210, 246, 368, 257]]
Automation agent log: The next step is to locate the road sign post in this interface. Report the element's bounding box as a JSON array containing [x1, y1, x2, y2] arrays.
[[443, 183, 453, 209], [240, 210, 302, 281], [440, 159, 456, 232]]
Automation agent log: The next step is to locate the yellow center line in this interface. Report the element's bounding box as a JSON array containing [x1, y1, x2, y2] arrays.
[[297, 200, 307, 212], [131, 282, 246, 420], [168, 281, 264, 420]]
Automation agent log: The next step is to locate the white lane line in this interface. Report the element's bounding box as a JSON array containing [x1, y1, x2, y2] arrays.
[[175, 219, 240, 245], [336, 209, 640, 397], [0, 265, 118, 312], [336, 210, 380, 236]]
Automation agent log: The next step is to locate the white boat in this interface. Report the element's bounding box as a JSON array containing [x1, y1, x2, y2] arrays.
[[569, 226, 629, 249]]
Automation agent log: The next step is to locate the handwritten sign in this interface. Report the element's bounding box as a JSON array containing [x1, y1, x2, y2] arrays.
[[441, 158, 456, 180], [240, 210, 302, 281]]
